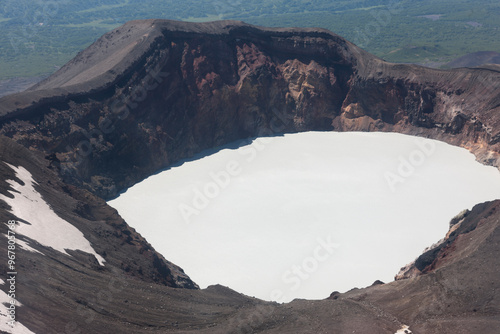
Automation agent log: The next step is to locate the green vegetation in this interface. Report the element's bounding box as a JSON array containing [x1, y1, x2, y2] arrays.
[[0, 0, 499, 80]]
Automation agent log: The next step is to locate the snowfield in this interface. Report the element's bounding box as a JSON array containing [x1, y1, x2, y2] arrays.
[[0, 163, 105, 266], [108, 132, 500, 302]]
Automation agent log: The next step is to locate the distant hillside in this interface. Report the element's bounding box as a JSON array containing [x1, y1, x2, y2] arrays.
[[1, 0, 500, 80], [0, 76, 46, 98], [445, 51, 500, 68]]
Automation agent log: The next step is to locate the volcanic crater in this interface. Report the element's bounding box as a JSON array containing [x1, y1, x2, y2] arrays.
[[0, 19, 500, 333]]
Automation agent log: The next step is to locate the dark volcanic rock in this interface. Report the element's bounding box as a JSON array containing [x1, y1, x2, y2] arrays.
[[0, 136, 196, 289], [349, 200, 500, 334], [0, 19, 499, 199], [0, 136, 199, 332]]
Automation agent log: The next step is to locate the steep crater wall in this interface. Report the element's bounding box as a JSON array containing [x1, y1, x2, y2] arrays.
[[0, 20, 498, 200]]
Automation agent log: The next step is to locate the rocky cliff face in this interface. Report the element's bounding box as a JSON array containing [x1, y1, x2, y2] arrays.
[[0, 136, 199, 332], [0, 19, 498, 199], [0, 19, 499, 333], [0, 136, 199, 279]]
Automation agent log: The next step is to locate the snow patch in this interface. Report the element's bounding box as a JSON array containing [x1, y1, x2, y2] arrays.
[[15, 239, 44, 255], [395, 325, 412, 334], [0, 289, 34, 334], [1, 235, 44, 255], [0, 163, 104, 265]]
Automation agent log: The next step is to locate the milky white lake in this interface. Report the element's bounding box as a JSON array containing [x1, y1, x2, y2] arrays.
[[108, 132, 500, 302]]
